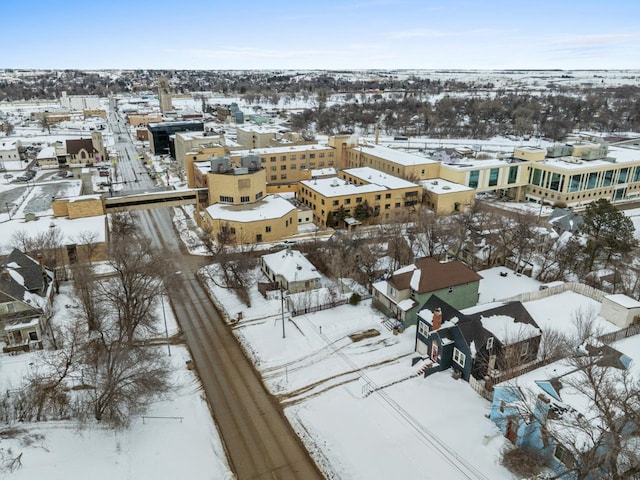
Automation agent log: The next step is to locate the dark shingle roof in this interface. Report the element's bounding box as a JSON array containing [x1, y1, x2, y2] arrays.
[[389, 257, 482, 293]]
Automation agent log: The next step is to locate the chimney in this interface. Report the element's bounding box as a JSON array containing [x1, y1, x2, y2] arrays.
[[432, 307, 442, 330], [2, 269, 10, 281], [37, 253, 48, 292]]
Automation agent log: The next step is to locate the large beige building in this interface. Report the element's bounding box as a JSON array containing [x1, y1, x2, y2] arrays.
[[203, 194, 297, 244], [345, 143, 440, 181], [298, 166, 422, 227], [230, 144, 336, 186], [524, 145, 640, 206]]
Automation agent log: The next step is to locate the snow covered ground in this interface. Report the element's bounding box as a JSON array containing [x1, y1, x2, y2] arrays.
[[0, 282, 233, 480], [202, 263, 517, 479]]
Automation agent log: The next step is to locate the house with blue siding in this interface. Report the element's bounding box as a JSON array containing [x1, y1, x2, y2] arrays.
[[489, 340, 640, 479]]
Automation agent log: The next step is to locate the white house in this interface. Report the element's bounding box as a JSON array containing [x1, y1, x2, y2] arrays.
[[261, 249, 321, 294]]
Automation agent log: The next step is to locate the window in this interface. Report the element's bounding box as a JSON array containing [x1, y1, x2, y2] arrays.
[[290, 155, 296, 160], [345, 198, 351, 204], [270, 175, 277, 181], [6, 303, 15, 313], [333, 200, 339, 206], [271, 166, 277, 171], [468, 170, 480, 188], [418, 321, 429, 337], [256, 234, 262, 242], [300, 154, 306, 160], [520, 342, 529, 358], [281, 155, 286, 161], [586, 171, 598, 189], [385, 193, 391, 199], [375, 194, 381, 201], [486, 337, 494, 350], [281, 174, 287, 180], [240, 196, 250, 203], [602, 170, 614, 187], [266, 226, 272, 232], [618, 168, 629, 184], [568, 174, 582, 193], [452, 348, 466, 368], [270, 156, 276, 162], [291, 164, 297, 169], [255, 191, 263, 200], [508, 166, 518, 184], [219, 195, 234, 203], [356, 197, 362, 203], [28, 331, 38, 341], [395, 202, 400, 208], [319, 152, 324, 158], [488, 168, 499, 187], [280, 165, 287, 170], [553, 445, 574, 467], [309, 153, 315, 159], [385, 204, 391, 210]]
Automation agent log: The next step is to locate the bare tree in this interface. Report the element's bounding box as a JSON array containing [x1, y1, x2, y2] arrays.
[[73, 230, 100, 265], [499, 316, 640, 480]]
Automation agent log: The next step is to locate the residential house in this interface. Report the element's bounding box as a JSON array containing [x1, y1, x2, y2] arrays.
[[0, 249, 55, 352], [261, 249, 321, 294], [489, 339, 639, 479], [548, 207, 583, 234], [412, 296, 542, 381], [372, 257, 482, 326]]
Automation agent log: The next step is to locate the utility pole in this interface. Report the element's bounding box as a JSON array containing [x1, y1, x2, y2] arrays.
[[161, 293, 172, 356], [280, 287, 286, 339]]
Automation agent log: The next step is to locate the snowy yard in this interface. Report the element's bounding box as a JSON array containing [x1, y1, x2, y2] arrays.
[[0, 282, 232, 480], [201, 264, 515, 479]]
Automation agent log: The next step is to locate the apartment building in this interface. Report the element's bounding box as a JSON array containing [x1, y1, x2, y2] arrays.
[[230, 144, 336, 186], [345, 143, 440, 181], [298, 166, 421, 227]]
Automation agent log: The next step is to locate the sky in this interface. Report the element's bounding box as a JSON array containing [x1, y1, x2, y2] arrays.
[[3, 0, 640, 70]]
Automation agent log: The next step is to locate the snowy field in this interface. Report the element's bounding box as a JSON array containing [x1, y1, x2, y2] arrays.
[[0, 282, 233, 480]]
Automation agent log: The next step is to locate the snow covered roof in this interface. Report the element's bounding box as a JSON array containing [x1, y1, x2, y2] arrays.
[[205, 195, 295, 223], [301, 176, 383, 197], [478, 314, 540, 342], [343, 167, 418, 189], [357, 143, 437, 166], [0, 215, 108, 255], [262, 249, 320, 283], [420, 178, 473, 194], [604, 293, 640, 309], [36, 146, 57, 159]]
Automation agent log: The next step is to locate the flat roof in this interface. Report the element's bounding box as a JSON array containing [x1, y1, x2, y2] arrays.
[[301, 176, 384, 198], [420, 178, 474, 194], [232, 144, 334, 156], [205, 194, 295, 222], [357, 143, 438, 166], [344, 166, 418, 189]]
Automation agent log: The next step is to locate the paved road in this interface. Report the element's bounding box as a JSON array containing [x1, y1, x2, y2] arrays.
[[109, 102, 324, 480]]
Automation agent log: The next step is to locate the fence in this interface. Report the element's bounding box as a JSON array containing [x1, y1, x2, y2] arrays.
[[598, 323, 640, 344], [484, 356, 560, 391], [291, 298, 348, 317], [500, 281, 605, 304]]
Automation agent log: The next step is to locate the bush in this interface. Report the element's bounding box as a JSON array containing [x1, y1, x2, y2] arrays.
[[500, 445, 547, 478], [349, 293, 361, 305]]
